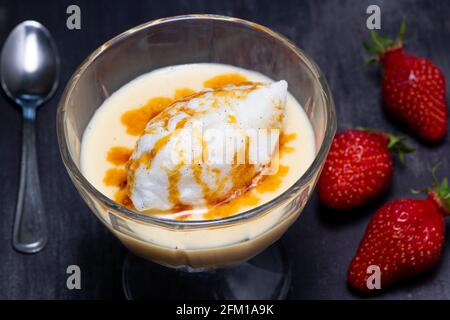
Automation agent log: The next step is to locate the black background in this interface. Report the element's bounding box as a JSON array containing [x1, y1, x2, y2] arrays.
[[0, 0, 449, 299]]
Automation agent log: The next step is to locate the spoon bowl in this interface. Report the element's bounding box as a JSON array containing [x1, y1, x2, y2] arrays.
[[1, 20, 59, 111], [1, 20, 59, 253]]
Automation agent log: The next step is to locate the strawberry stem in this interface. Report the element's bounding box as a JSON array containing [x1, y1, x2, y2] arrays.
[[431, 163, 442, 185], [430, 177, 450, 216], [413, 163, 450, 216], [431, 165, 450, 215], [396, 17, 407, 45], [385, 133, 415, 163], [363, 18, 406, 60], [356, 127, 415, 163]]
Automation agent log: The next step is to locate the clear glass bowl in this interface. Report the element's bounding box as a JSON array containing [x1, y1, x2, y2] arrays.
[[57, 15, 336, 270]]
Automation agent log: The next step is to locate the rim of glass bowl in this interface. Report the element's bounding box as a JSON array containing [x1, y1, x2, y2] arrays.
[[57, 14, 336, 228]]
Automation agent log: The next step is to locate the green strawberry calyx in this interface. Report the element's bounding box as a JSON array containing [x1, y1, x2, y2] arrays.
[[413, 164, 450, 216], [363, 18, 406, 63], [385, 133, 415, 163], [429, 164, 450, 216], [357, 127, 415, 163]]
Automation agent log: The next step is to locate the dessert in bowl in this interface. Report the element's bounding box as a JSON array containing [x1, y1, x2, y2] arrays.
[[57, 15, 336, 270]]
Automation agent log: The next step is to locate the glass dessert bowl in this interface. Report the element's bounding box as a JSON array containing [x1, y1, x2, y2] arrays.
[[57, 15, 336, 299]]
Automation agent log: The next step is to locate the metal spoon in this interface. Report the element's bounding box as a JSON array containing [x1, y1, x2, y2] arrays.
[[1, 21, 59, 253]]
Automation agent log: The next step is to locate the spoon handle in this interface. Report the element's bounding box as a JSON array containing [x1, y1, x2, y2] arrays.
[[13, 113, 47, 253]]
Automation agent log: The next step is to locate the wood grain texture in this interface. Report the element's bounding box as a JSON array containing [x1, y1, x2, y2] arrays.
[[0, 0, 448, 299]]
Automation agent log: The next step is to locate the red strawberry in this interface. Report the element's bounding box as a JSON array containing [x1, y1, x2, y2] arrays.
[[348, 171, 450, 292], [317, 129, 414, 210], [364, 19, 448, 143]]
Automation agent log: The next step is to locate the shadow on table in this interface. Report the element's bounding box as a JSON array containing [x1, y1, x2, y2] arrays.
[[316, 194, 387, 228]]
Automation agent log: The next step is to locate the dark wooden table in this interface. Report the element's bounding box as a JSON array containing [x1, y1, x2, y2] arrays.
[[0, 0, 448, 299]]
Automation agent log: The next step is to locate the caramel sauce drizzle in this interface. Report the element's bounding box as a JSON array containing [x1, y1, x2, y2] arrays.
[[203, 192, 260, 220], [202, 131, 295, 219], [113, 189, 132, 208], [103, 168, 127, 188], [279, 133, 296, 154], [203, 73, 249, 89], [130, 133, 172, 171], [191, 164, 211, 200], [147, 163, 194, 215], [227, 114, 237, 124], [175, 213, 192, 221], [255, 165, 289, 193], [121, 97, 172, 136], [174, 88, 196, 100], [106, 146, 133, 166], [167, 162, 183, 208], [103, 165, 134, 210], [102, 73, 298, 219]]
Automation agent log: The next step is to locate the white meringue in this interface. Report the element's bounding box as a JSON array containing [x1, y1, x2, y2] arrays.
[[128, 81, 287, 212]]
